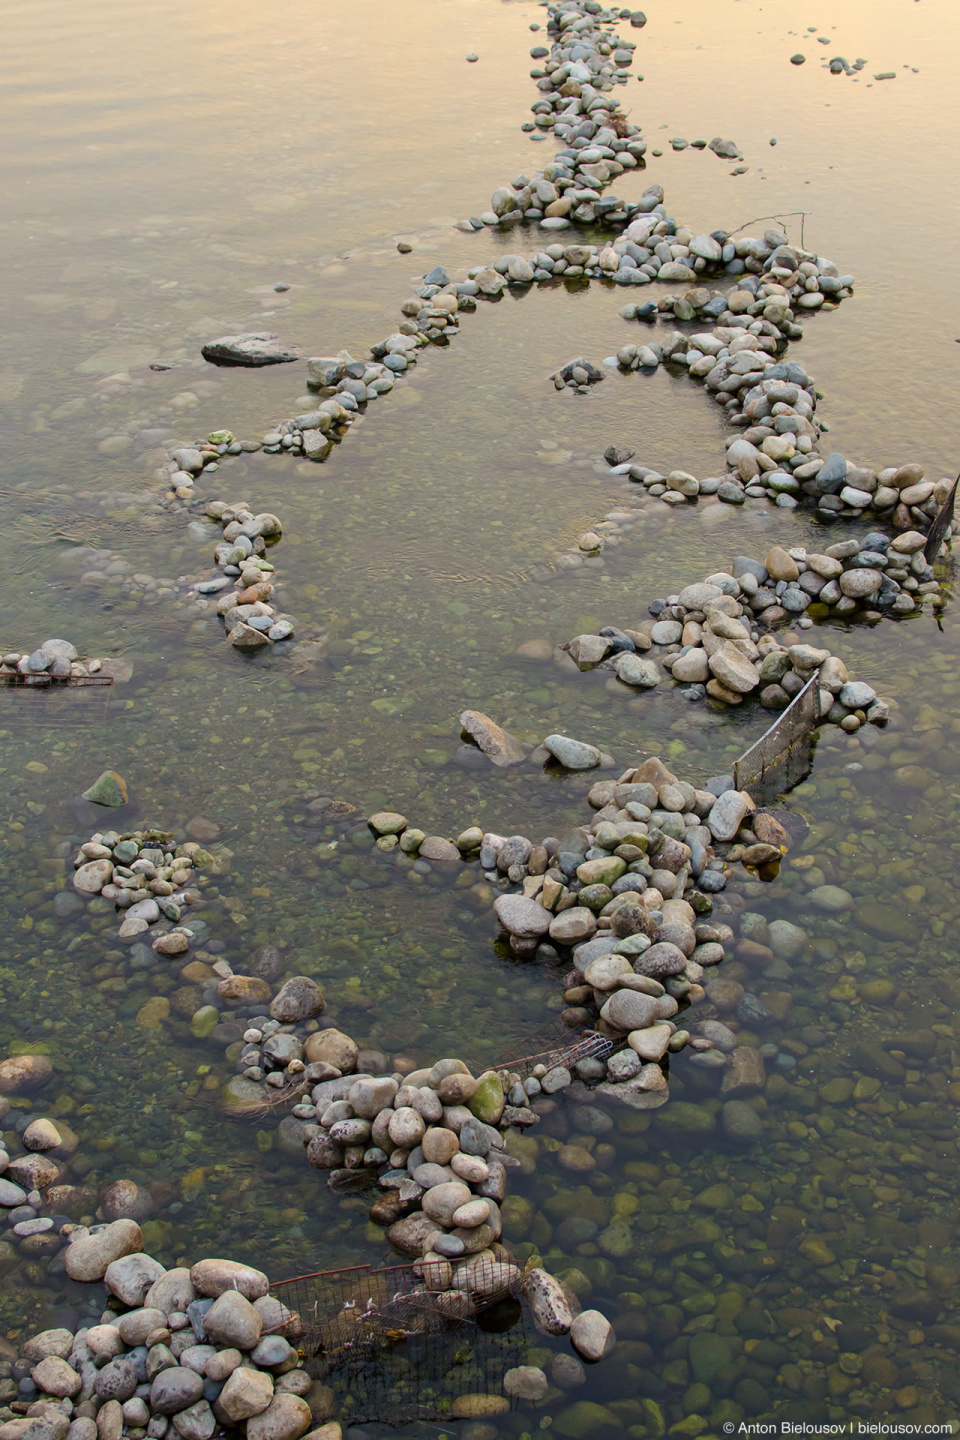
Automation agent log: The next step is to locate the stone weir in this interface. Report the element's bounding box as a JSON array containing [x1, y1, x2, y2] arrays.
[[556, 534, 942, 713]]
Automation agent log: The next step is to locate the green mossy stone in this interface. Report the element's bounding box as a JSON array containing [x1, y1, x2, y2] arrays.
[[577, 856, 627, 887], [469, 1071, 505, 1125], [190, 1006, 220, 1039], [552, 1400, 623, 1439], [81, 770, 128, 807], [655, 1101, 715, 1133], [689, 1331, 733, 1386], [579, 883, 614, 912], [854, 902, 916, 943]]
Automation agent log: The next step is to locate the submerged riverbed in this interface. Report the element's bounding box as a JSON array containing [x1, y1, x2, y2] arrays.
[[2, 0, 960, 1434]]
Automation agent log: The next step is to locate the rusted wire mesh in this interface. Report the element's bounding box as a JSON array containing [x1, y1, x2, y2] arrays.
[[0, 678, 115, 728], [270, 1257, 526, 1426], [491, 1015, 620, 1079], [0, 673, 113, 686], [733, 673, 820, 799]]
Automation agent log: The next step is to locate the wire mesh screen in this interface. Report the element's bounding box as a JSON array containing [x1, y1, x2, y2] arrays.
[[0, 673, 114, 687], [733, 673, 820, 799], [270, 1257, 526, 1426], [0, 679, 115, 728], [491, 1016, 620, 1080]]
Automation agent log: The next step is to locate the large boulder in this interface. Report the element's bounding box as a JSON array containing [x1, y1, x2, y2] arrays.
[[189, 1258, 269, 1300], [203, 1290, 263, 1350], [459, 710, 526, 766], [201, 334, 302, 366], [522, 1268, 577, 1335], [245, 1395, 312, 1440], [104, 1252, 166, 1306], [64, 1220, 143, 1283], [269, 977, 324, 1022]]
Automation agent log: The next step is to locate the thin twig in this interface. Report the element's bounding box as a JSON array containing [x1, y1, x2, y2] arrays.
[[726, 210, 810, 249]]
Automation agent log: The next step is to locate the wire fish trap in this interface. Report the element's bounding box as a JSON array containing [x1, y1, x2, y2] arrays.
[[491, 1016, 620, 1080], [270, 1257, 526, 1427], [732, 672, 820, 800], [0, 674, 115, 729]]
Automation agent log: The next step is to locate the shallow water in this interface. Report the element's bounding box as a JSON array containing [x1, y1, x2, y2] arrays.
[[2, 0, 960, 1433]]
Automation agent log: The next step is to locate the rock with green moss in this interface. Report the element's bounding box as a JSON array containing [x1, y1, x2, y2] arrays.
[[81, 770, 128, 807], [469, 1071, 505, 1125], [553, 1400, 623, 1438]]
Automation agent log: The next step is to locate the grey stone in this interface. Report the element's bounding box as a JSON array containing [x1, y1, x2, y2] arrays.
[[201, 334, 301, 366]]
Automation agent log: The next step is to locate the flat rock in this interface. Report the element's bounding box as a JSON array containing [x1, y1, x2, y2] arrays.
[[201, 334, 301, 366], [493, 893, 551, 938], [189, 1257, 269, 1300], [570, 1309, 616, 1361], [65, 1219, 143, 1282], [0, 1053, 53, 1093], [706, 790, 750, 841], [543, 734, 601, 770], [459, 710, 527, 766]]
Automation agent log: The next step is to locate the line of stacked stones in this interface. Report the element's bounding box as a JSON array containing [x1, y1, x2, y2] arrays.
[[560, 539, 937, 712], [190, 502, 294, 653], [0, 641, 110, 687], [0, 1244, 339, 1440]]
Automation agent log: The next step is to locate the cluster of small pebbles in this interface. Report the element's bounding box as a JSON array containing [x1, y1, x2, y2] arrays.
[[0, 1237, 343, 1440], [190, 502, 294, 652], [559, 540, 929, 715], [71, 829, 212, 949], [0, 642, 120, 688]]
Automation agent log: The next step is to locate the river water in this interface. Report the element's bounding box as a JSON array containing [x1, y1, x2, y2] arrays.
[[2, 0, 960, 1434]]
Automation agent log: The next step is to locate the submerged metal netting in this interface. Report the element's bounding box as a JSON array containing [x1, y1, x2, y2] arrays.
[[0, 677, 115, 727], [270, 1258, 526, 1426], [491, 1015, 620, 1080], [0, 673, 113, 687], [732, 672, 820, 798]]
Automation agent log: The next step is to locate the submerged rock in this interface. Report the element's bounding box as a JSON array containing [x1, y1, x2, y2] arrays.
[[459, 710, 526, 766], [81, 770, 128, 807]]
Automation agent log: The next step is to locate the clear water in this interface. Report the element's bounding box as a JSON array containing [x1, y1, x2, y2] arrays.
[[2, 0, 960, 1433]]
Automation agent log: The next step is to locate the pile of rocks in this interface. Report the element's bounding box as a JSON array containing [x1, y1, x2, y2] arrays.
[[0, 1104, 87, 1269], [0, 1216, 617, 1432], [347, 754, 803, 1123], [191, 502, 295, 652], [71, 829, 213, 948], [303, 1060, 525, 1251], [561, 539, 936, 714], [0, 1235, 341, 1440], [0, 641, 124, 687]]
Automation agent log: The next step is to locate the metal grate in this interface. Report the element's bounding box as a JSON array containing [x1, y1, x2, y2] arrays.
[[733, 672, 820, 798], [491, 1016, 621, 1079], [0, 673, 113, 687], [270, 1257, 525, 1426]]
